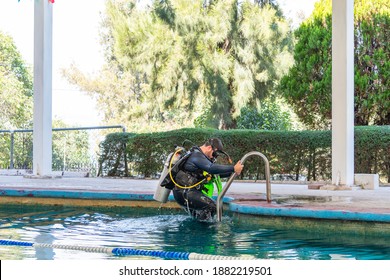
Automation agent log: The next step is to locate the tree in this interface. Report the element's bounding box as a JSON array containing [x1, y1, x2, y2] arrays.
[[0, 31, 33, 169], [280, 0, 390, 129], [64, 0, 293, 131], [52, 120, 92, 172], [0, 32, 92, 171], [0, 31, 33, 129], [354, 0, 390, 125], [236, 99, 292, 131]]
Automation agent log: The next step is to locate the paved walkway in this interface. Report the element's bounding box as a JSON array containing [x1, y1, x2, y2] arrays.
[[1, 175, 390, 229]]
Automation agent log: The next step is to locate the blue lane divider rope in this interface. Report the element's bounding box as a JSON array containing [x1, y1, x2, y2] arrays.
[[112, 248, 190, 260], [0, 239, 255, 260], [0, 239, 34, 246]]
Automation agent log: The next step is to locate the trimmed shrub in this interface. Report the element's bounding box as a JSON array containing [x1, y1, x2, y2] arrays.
[[98, 126, 389, 183]]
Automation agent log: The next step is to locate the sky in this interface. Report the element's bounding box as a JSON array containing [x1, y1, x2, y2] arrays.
[[0, 0, 317, 128]]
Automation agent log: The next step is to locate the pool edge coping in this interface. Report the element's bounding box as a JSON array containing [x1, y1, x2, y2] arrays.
[[1, 188, 390, 224]]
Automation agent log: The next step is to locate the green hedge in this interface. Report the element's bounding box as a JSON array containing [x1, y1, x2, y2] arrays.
[[97, 126, 390, 183]]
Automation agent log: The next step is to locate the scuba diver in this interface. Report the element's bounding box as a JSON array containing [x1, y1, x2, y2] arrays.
[[170, 138, 244, 221]]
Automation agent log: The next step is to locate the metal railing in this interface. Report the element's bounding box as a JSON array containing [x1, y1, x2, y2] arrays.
[[0, 125, 126, 171], [216, 151, 271, 222]]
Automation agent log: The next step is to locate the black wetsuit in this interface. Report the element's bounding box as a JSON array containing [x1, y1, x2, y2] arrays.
[[172, 148, 234, 221]]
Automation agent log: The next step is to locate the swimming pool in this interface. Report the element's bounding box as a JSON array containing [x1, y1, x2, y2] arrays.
[[1, 204, 390, 260]]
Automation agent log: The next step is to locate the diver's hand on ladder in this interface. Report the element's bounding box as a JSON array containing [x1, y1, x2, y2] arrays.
[[234, 160, 244, 175]]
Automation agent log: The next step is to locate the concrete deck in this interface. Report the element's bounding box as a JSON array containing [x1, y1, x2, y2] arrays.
[[1, 175, 390, 233]]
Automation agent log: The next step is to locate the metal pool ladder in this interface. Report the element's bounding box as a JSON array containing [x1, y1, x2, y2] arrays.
[[216, 151, 271, 222]]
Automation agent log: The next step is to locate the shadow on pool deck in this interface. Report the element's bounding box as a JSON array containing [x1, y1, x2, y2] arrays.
[[1, 175, 390, 232]]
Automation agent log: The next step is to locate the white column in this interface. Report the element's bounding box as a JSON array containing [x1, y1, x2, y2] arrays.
[[332, 0, 354, 186], [33, 0, 53, 176]]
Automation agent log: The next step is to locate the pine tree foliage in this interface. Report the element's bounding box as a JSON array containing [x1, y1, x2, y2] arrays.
[[280, 0, 390, 129], [63, 0, 293, 131], [0, 31, 33, 129]]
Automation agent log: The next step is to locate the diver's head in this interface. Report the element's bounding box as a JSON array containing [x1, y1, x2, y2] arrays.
[[202, 138, 222, 159], [203, 138, 231, 163], [207, 138, 223, 158]]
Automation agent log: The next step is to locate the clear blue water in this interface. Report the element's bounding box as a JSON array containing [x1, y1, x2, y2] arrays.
[[1, 205, 389, 260]]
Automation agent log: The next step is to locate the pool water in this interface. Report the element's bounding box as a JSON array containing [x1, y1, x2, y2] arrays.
[[1, 205, 390, 260]]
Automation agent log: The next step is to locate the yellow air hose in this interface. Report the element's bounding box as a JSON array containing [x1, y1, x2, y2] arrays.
[[168, 148, 206, 189]]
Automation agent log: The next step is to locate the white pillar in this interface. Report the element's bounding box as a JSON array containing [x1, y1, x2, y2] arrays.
[[332, 0, 354, 186], [33, 0, 53, 176]]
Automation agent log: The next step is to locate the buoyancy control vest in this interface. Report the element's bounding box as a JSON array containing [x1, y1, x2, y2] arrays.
[[160, 146, 205, 190], [160, 145, 230, 198]]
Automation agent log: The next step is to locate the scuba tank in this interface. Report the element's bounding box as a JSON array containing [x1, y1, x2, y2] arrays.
[[153, 147, 185, 203], [153, 152, 174, 203]]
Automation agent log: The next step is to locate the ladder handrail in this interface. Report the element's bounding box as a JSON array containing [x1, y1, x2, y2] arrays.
[[216, 151, 271, 222]]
